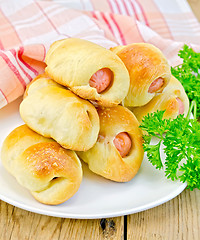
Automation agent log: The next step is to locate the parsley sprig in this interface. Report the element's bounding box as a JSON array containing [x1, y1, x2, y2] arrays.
[[171, 44, 200, 118], [140, 45, 200, 190], [140, 105, 200, 190]]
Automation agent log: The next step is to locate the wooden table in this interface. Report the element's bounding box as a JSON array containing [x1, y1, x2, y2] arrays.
[[1, 1, 200, 239]]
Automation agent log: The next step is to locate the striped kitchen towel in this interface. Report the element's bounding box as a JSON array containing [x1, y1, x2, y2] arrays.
[[0, 0, 200, 109]]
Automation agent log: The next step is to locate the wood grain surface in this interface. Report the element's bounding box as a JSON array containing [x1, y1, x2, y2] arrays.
[[127, 189, 200, 240], [0, 201, 124, 240], [188, 0, 200, 20], [0, 188, 199, 240], [0, 1, 200, 240]]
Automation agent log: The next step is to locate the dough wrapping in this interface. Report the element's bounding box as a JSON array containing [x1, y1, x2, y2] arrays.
[[111, 43, 171, 107], [45, 38, 130, 107], [1, 125, 83, 205], [131, 76, 189, 123], [20, 74, 100, 151], [77, 105, 144, 182]]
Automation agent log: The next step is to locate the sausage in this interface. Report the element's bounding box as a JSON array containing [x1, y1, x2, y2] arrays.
[[148, 77, 164, 93], [89, 68, 113, 93], [176, 97, 184, 115], [113, 132, 132, 157]]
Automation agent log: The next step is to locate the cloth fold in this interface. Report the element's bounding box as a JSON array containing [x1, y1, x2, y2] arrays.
[[0, 0, 200, 109]]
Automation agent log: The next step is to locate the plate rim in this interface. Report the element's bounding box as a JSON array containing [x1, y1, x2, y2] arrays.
[[0, 182, 186, 219]]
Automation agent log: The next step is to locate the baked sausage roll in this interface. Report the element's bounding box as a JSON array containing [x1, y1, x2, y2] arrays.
[[77, 105, 144, 182], [130, 76, 189, 123], [20, 75, 100, 151], [111, 43, 171, 107], [45, 38, 130, 107], [1, 125, 82, 205]]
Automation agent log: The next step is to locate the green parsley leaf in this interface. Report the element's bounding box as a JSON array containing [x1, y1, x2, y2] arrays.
[[140, 111, 200, 190], [143, 140, 163, 170], [140, 110, 170, 137]]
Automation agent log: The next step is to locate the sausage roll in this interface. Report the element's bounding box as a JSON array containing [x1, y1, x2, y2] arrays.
[[1, 125, 82, 205], [45, 38, 130, 107], [20, 75, 100, 151], [111, 43, 171, 107], [77, 105, 144, 182], [130, 76, 189, 123]]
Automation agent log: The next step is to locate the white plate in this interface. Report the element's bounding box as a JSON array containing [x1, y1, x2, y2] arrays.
[[0, 98, 186, 219]]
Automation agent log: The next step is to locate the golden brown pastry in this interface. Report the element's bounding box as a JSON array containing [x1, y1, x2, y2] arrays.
[[111, 43, 171, 107], [20, 75, 100, 151], [45, 38, 130, 107], [23, 73, 57, 99], [77, 105, 144, 182], [1, 125, 82, 205], [130, 76, 189, 123]]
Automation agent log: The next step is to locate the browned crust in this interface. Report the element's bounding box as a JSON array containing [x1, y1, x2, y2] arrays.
[[78, 105, 144, 182]]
